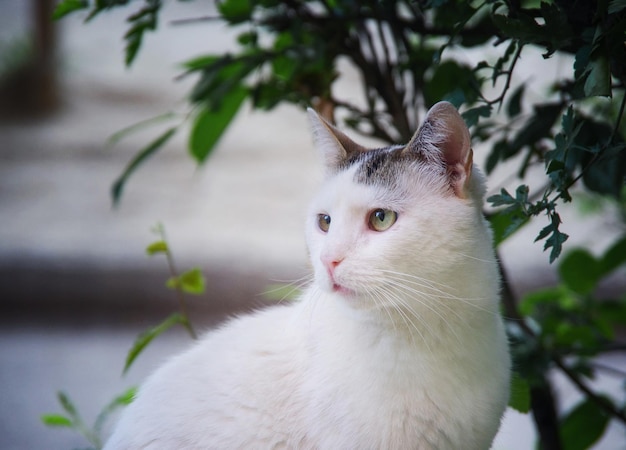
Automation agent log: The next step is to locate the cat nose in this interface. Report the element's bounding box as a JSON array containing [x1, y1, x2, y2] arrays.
[[321, 254, 343, 273]]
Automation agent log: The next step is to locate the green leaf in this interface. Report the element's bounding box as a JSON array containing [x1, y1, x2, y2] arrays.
[[442, 88, 466, 109], [117, 386, 137, 404], [558, 249, 601, 295], [124, 313, 185, 374], [508, 372, 531, 413], [535, 212, 569, 263], [461, 105, 492, 128], [489, 209, 529, 246], [425, 62, 480, 108], [555, 322, 597, 348], [108, 386, 136, 407], [107, 112, 177, 147], [123, 1, 161, 67], [146, 240, 168, 255], [111, 127, 177, 206], [190, 56, 252, 104], [519, 287, 564, 316], [491, 13, 542, 44], [545, 107, 581, 177], [93, 387, 137, 435], [560, 398, 610, 450], [271, 32, 297, 81], [181, 55, 220, 72], [584, 55, 611, 97], [487, 190, 515, 207], [546, 229, 569, 263], [492, 41, 517, 84], [58, 391, 79, 419], [166, 268, 206, 295], [511, 103, 564, 158], [597, 300, 626, 328], [84, 0, 132, 22], [506, 84, 525, 118], [189, 86, 247, 163], [608, 0, 626, 14], [492, 6, 571, 56], [218, 0, 252, 24], [581, 141, 626, 197], [52, 0, 88, 20], [237, 31, 258, 46], [41, 414, 73, 427], [485, 140, 509, 174], [600, 235, 626, 275]]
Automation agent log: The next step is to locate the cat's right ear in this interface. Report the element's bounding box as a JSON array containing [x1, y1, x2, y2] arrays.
[[407, 102, 473, 198], [307, 108, 366, 174]]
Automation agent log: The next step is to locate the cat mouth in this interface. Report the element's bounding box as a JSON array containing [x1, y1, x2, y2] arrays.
[[332, 283, 355, 296]]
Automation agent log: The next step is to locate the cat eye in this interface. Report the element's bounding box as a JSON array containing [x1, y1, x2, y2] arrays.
[[317, 214, 331, 232], [368, 209, 397, 232]]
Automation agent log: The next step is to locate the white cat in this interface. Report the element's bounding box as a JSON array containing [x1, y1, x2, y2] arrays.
[[105, 102, 510, 450]]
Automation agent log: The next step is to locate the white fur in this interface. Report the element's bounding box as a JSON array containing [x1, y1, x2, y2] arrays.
[[105, 107, 510, 450]]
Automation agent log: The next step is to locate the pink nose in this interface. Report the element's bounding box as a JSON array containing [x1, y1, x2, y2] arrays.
[[321, 255, 343, 275]]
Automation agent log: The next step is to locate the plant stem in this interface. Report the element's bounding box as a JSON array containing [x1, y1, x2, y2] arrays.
[[498, 252, 626, 435], [498, 257, 563, 450], [531, 382, 563, 450], [488, 44, 524, 111], [156, 224, 197, 340], [554, 358, 626, 425]]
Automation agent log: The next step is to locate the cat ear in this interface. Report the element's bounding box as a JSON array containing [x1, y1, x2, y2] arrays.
[[407, 101, 473, 198], [307, 108, 367, 173]]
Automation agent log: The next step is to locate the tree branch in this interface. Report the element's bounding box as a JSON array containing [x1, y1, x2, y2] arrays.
[[554, 358, 626, 425]]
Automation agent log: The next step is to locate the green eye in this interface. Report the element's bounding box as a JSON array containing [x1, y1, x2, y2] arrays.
[[318, 214, 331, 232], [368, 209, 397, 232]]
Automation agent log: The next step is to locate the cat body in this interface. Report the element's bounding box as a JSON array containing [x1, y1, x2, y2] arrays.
[[105, 102, 510, 450]]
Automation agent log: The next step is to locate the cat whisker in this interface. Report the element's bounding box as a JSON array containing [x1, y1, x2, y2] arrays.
[[386, 274, 499, 317], [380, 271, 499, 315], [378, 269, 455, 289], [340, 272, 461, 343], [340, 273, 419, 336], [261, 274, 313, 304], [380, 280, 464, 347], [383, 273, 471, 303], [298, 283, 323, 326], [367, 287, 401, 335], [369, 284, 433, 355], [455, 251, 496, 263], [378, 269, 462, 298]]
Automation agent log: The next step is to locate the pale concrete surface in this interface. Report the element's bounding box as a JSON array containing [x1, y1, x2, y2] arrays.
[[0, 1, 624, 449]]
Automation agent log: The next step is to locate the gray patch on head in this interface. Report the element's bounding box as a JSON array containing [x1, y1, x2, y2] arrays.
[[341, 145, 412, 189]]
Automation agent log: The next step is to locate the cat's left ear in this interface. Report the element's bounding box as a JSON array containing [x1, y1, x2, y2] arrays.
[[407, 102, 473, 198], [307, 108, 367, 174]]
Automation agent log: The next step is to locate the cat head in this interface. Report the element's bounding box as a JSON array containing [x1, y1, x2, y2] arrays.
[[305, 102, 495, 317]]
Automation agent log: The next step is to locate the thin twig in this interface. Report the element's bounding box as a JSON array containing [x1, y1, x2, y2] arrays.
[[170, 15, 223, 26], [554, 358, 626, 424], [589, 361, 626, 378], [487, 44, 524, 112], [500, 260, 626, 425], [156, 224, 197, 339]]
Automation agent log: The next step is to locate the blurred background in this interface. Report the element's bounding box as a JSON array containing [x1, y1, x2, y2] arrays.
[[0, 1, 624, 449]]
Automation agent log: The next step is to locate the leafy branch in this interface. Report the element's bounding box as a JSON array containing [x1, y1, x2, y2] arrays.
[[123, 223, 203, 374], [42, 224, 206, 447], [41, 388, 136, 450]]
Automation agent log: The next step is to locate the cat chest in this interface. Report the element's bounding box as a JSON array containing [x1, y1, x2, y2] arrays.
[[303, 367, 463, 448], [301, 333, 481, 446]]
